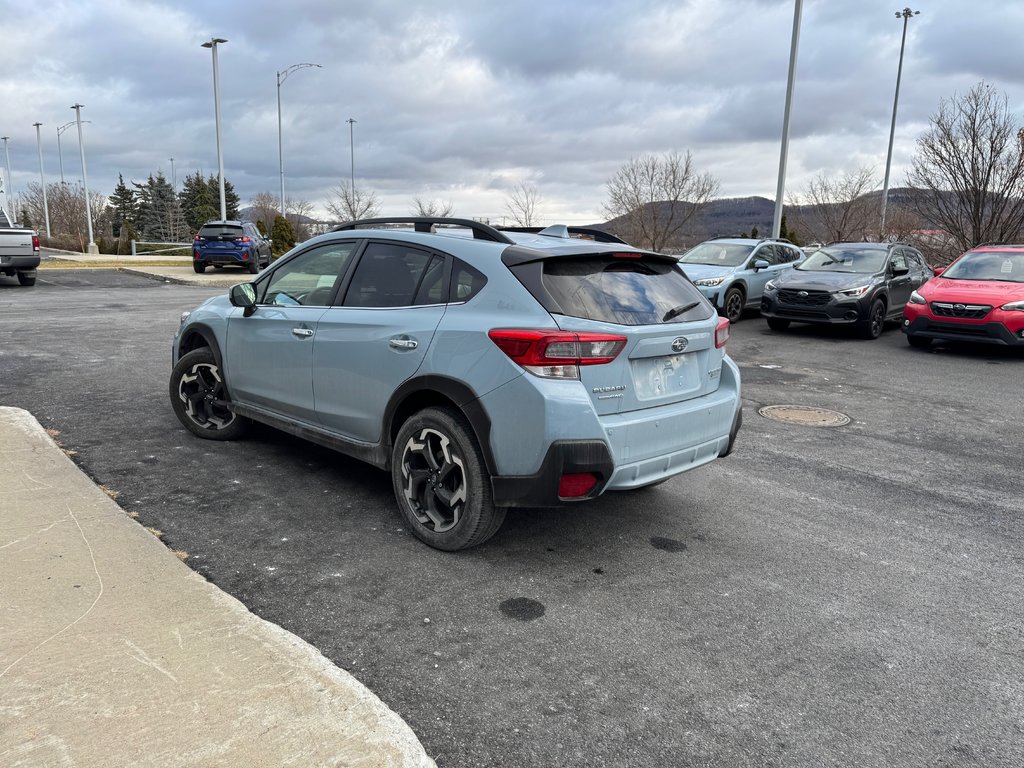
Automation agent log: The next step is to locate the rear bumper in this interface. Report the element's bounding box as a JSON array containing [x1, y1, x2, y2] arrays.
[[195, 249, 253, 265], [0, 254, 41, 273]]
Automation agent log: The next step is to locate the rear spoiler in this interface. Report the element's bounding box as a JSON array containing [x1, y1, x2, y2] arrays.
[[498, 224, 628, 245]]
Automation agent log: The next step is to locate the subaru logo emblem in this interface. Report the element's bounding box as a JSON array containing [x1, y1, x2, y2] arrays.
[[798, 290, 809, 297], [953, 303, 966, 315], [671, 337, 688, 353]]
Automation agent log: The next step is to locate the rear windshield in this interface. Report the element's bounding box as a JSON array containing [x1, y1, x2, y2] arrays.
[[198, 224, 244, 238], [541, 256, 713, 325]]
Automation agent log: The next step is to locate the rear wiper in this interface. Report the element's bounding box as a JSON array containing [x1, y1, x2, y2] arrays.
[[662, 302, 700, 322]]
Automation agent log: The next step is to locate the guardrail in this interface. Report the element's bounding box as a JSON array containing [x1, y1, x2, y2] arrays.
[[130, 240, 192, 257]]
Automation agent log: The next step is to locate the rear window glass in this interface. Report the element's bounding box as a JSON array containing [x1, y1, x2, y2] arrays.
[[541, 257, 713, 325], [199, 224, 244, 238]]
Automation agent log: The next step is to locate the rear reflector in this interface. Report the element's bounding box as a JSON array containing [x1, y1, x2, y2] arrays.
[[489, 329, 626, 379], [715, 317, 730, 348], [559, 473, 598, 498]]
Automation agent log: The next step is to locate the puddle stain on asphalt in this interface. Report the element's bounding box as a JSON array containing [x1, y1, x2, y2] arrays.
[[650, 536, 688, 552], [499, 597, 546, 621]]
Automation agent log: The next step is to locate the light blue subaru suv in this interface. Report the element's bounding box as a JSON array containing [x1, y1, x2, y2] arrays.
[[170, 218, 742, 550], [678, 238, 805, 323]]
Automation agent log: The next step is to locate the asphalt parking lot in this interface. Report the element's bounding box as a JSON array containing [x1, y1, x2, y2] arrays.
[[2, 269, 1022, 767]]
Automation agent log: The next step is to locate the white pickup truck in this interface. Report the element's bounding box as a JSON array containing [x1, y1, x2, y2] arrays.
[[0, 210, 40, 286]]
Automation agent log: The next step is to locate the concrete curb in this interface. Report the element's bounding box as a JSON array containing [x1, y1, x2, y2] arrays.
[[0, 406, 436, 768]]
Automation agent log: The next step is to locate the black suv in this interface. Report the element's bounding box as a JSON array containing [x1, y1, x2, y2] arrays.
[[760, 242, 933, 339], [192, 220, 272, 274]]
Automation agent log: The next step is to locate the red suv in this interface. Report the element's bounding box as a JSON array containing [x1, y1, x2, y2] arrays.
[[903, 245, 1024, 348]]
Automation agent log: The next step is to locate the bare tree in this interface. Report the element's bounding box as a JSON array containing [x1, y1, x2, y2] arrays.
[[411, 197, 455, 217], [325, 184, 380, 222], [19, 182, 106, 248], [249, 191, 279, 234], [907, 81, 1024, 253], [504, 183, 541, 227], [602, 151, 718, 251], [285, 197, 317, 241], [791, 167, 877, 243]]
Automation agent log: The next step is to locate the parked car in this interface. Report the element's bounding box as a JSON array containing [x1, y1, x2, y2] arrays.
[[0, 216, 40, 287], [678, 238, 805, 323], [192, 220, 271, 274], [170, 218, 743, 550], [760, 242, 933, 339], [903, 244, 1024, 348]]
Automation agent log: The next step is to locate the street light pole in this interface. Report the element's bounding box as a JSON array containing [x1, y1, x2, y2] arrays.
[[880, 7, 919, 235], [772, 0, 803, 240], [169, 157, 176, 191], [70, 104, 97, 253], [201, 37, 229, 221], [347, 117, 356, 194], [1, 136, 12, 223], [32, 123, 51, 237], [277, 63, 321, 222]]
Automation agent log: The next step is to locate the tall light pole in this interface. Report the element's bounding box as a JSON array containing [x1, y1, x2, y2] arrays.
[[71, 104, 97, 254], [880, 7, 920, 235], [1, 136, 12, 223], [772, 0, 803, 240], [56, 120, 87, 184], [277, 63, 321, 221], [32, 123, 51, 237], [169, 157, 176, 191], [347, 117, 356, 194], [201, 37, 228, 221]]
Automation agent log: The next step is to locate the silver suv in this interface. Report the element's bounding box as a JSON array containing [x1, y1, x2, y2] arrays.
[[170, 218, 743, 550]]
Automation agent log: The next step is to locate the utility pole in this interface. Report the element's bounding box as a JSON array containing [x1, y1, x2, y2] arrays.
[[772, 0, 803, 240], [880, 7, 920, 235]]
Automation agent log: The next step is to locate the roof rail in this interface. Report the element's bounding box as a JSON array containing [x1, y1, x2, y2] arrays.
[[331, 217, 514, 244], [498, 225, 629, 245]]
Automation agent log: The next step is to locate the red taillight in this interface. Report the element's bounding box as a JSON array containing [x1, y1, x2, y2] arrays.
[[558, 473, 599, 498], [193, 251, 201, 259], [236, 236, 251, 243], [193, 235, 201, 241], [488, 329, 626, 379], [715, 317, 730, 348], [32, 235, 40, 252]]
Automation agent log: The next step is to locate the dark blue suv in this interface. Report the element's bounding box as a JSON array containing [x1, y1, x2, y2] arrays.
[[193, 220, 272, 274]]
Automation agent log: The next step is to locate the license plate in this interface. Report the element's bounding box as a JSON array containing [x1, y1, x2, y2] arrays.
[[632, 354, 699, 400]]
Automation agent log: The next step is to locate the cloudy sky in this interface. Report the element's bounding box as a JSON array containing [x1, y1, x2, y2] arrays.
[[2, 0, 1022, 225]]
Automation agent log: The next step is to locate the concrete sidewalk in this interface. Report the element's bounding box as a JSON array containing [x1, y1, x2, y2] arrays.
[[0, 406, 436, 767], [40, 247, 250, 287]]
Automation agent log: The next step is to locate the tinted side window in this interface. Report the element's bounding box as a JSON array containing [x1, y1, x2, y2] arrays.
[[754, 245, 778, 265], [258, 242, 357, 306], [777, 245, 802, 264], [451, 260, 487, 302], [890, 251, 908, 272], [343, 242, 434, 308], [540, 256, 713, 325], [412, 255, 447, 306]]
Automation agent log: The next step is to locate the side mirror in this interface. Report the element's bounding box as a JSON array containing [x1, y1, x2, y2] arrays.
[[230, 282, 257, 316], [932, 266, 945, 277], [891, 264, 910, 276], [752, 259, 770, 271]]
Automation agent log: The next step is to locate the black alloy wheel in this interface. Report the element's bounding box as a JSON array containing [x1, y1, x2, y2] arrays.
[[861, 299, 886, 340], [723, 287, 745, 323], [169, 348, 246, 440], [392, 407, 505, 551]]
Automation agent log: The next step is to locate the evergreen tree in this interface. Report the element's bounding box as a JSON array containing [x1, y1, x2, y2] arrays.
[[271, 214, 296, 256], [202, 174, 241, 220], [107, 174, 138, 235], [750, 226, 759, 238], [134, 173, 180, 241], [179, 171, 218, 231]]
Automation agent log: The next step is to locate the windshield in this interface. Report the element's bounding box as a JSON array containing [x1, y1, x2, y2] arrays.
[[942, 250, 1024, 283], [678, 243, 753, 267], [797, 247, 887, 274]]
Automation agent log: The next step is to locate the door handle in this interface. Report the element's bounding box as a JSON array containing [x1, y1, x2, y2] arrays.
[[389, 336, 418, 350], [291, 327, 314, 338]]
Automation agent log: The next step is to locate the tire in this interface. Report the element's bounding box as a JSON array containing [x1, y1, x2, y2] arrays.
[[246, 255, 259, 274], [767, 317, 790, 331], [860, 299, 886, 340], [193, 262, 207, 274], [907, 334, 931, 349], [17, 272, 36, 286], [168, 348, 247, 440], [391, 407, 505, 551], [722, 287, 745, 323]]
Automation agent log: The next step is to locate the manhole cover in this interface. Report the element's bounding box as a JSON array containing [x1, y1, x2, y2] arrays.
[[758, 405, 851, 428]]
